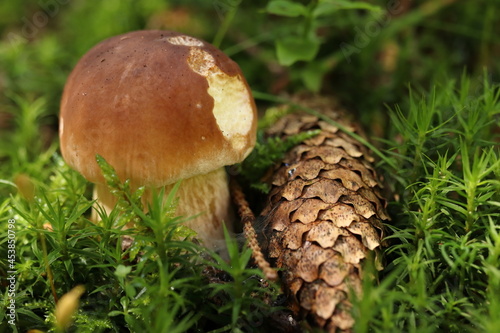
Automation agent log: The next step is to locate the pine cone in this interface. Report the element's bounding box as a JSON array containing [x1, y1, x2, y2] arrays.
[[260, 96, 389, 332]]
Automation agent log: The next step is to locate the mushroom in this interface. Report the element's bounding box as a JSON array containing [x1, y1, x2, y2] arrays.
[[59, 30, 257, 249]]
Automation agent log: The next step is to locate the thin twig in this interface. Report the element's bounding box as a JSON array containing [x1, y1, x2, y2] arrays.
[[230, 178, 278, 281]]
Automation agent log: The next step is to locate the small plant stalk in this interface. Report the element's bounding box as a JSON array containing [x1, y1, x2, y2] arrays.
[[39, 231, 59, 303]]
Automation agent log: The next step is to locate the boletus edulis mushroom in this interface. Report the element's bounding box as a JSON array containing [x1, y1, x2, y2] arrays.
[[59, 30, 257, 250]]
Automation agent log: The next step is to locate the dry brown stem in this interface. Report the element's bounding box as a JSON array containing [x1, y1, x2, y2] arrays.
[[231, 178, 278, 281]]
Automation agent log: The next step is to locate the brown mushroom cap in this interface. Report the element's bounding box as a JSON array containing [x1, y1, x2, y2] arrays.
[[60, 30, 257, 187]]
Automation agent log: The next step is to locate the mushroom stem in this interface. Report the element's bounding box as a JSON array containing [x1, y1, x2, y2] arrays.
[[92, 167, 232, 250]]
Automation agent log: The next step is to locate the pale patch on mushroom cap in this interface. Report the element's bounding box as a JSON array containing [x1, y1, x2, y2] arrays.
[[187, 47, 254, 154], [59, 30, 257, 187]]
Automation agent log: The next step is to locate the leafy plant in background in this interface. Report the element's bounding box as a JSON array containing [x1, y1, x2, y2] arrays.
[[265, 0, 382, 91]]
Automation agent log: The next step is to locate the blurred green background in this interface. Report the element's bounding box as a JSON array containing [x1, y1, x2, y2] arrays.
[[1, 0, 498, 141]]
